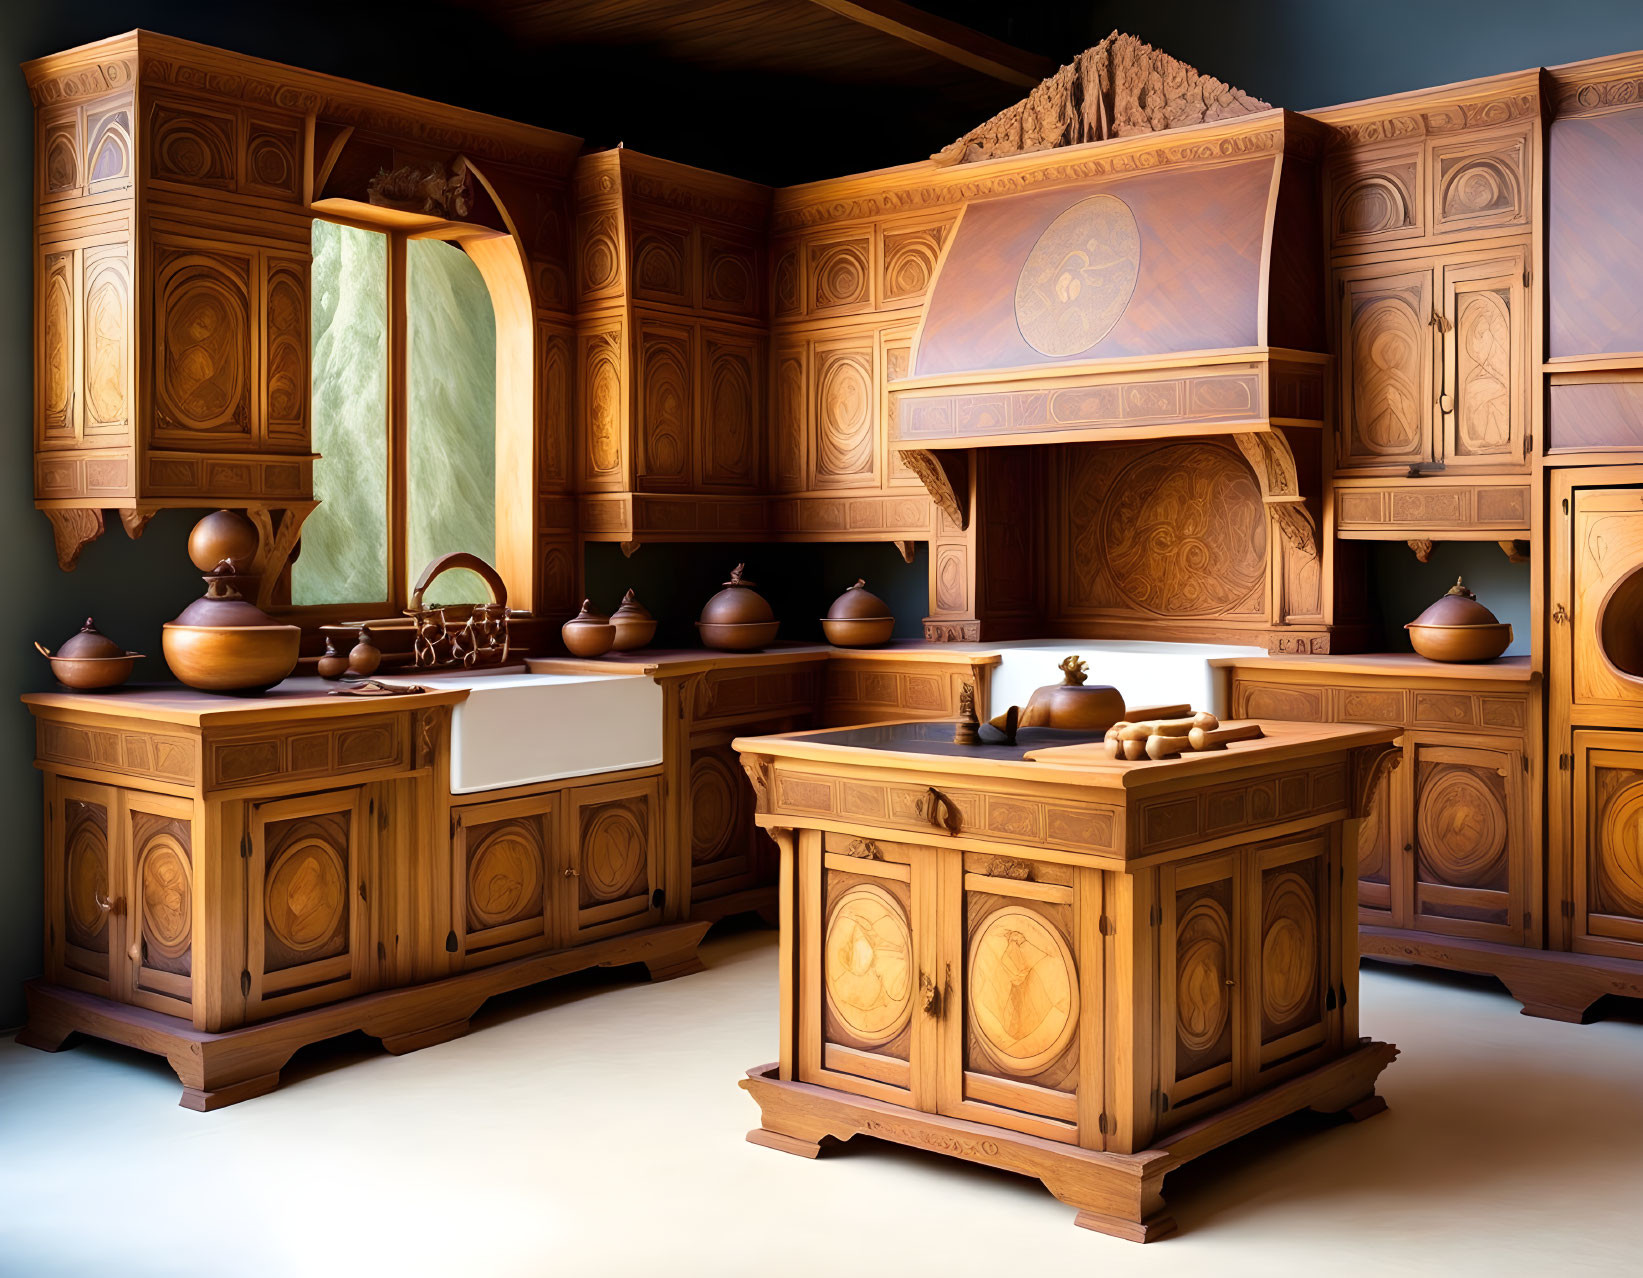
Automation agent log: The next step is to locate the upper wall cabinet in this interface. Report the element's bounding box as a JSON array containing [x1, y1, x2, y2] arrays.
[[1315, 70, 1541, 541], [25, 32, 582, 594]]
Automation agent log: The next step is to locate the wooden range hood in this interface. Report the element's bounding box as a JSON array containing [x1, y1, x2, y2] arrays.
[[875, 110, 1344, 647]]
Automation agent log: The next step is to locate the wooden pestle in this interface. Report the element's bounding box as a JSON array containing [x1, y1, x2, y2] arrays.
[[1188, 721, 1264, 751]]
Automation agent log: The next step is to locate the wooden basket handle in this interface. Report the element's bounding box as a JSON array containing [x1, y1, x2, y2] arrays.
[[407, 552, 508, 613]]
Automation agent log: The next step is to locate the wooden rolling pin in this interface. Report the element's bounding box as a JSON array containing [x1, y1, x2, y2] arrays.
[[1188, 721, 1264, 751]]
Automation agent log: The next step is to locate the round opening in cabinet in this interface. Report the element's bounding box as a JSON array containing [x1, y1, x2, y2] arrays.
[[1597, 565, 1643, 682]]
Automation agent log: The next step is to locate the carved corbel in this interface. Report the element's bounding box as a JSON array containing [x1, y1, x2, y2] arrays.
[[1407, 539, 1434, 563], [892, 539, 916, 564], [740, 755, 773, 814], [118, 509, 153, 540], [246, 502, 319, 611], [620, 540, 641, 558], [1231, 431, 1319, 560], [43, 508, 105, 572], [1498, 539, 1529, 564], [1351, 742, 1403, 821], [902, 448, 969, 531]]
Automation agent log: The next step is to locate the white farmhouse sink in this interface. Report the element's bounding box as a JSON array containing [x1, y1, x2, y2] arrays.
[[435, 672, 664, 794], [985, 640, 1267, 720]]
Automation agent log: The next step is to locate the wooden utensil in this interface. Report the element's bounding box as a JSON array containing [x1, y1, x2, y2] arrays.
[[1188, 721, 1265, 751]]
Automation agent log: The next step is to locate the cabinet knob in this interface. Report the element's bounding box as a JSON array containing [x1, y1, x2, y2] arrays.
[[93, 891, 124, 917], [563, 867, 580, 878], [1439, 392, 1454, 414]]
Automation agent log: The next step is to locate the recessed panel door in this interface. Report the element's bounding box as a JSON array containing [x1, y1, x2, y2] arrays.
[[1573, 732, 1643, 961], [1409, 737, 1527, 945], [1247, 836, 1333, 1089], [1337, 263, 1436, 471], [125, 790, 196, 1016], [1440, 250, 1529, 471], [1158, 851, 1242, 1131], [46, 778, 122, 1000], [563, 775, 663, 943], [453, 793, 556, 968]]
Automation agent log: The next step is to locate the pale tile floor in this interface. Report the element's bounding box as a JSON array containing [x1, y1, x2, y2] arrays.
[[2, 925, 1641, 1276]]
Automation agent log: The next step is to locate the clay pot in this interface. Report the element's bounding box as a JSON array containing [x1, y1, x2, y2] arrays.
[[698, 564, 778, 651], [1020, 655, 1125, 732], [162, 560, 299, 693], [348, 626, 382, 677], [34, 618, 142, 691], [821, 578, 894, 648], [316, 635, 350, 680], [1405, 577, 1512, 663], [610, 589, 658, 651], [562, 600, 617, 657], [187, 509, 258, 573]]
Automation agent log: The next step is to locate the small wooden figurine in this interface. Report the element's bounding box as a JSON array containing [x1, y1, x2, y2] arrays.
[[953, 681, 981, 744]]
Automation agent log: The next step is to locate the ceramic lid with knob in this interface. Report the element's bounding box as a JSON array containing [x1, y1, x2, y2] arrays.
[[1409, 578, 1501, 628], [612, 589, 653, 622], [54, 617, 128, 660], [172, 560, 279, 628], [701, 563, 774, 625], [826, 579, 891, 621]]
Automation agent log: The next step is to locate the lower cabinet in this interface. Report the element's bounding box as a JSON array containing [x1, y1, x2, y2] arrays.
[[1572, 731, 1643, 960], [1409, 736, 1526, 945], [452, 792, 557, 968], [245, 788, 370, 1021], [564, 775, 663, 943], [688, 742, 767, 904], [799, 831, 1343, 1150]]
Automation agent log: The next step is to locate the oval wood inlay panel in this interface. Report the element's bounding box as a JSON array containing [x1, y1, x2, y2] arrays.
[[582, 805, 647, 901], [1455, 290, 1511, 456], [65, 814, 109, 943], [690, 752, 738, 865], [265, 836, 347, 953], [640, 336, 688, 480], [1417, 765, 1508, 888], [1176, 897, 1231, 1055], [1597, 782, 1643, 919], [84, 259, 129, 428], [43, 263, 72, 424], [151, 107, 233, 185], [1336, 174, 1412, 237], [815, 349, 873, 482], [824, 882, 913, 1047], [580, 213, 620, 296], [45, 130, 77, 193], [1441, 155, 1519, 222], [140, 835, 193, 959], [811, 239, 870, 312], [265, 268, 307, 431], [157, 256, 249, 431], [1351, 296, 1423, 455], [1014, 194, 1140, 358], [1261, 871, 1318, 1029], [967, 906, 1078, 1075], [587, 340, 622, 475], [468, 821, 543, 929], [705, 344, 754, 485]]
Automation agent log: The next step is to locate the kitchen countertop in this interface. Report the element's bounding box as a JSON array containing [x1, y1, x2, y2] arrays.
[[20, 676, 470, 727], [1215, 653, 1537, 681]]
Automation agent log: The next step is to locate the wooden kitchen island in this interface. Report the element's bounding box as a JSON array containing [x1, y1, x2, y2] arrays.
[[734, 718, 1401, 1241]]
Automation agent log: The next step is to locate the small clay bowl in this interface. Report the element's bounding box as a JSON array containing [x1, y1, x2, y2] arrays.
[[562, 601, 617, 658], [35, 647, 140, 691], [162, 624, 301, 692], [697, 620, 780, 651], [610, 590, 658, 651], [821, 616, 894, 648], [1406, 622, 1513, 663]]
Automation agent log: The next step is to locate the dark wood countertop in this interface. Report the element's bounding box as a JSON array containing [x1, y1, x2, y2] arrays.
[[21, 677, 468, 727], [1213, 653, 1537, 682], [527, 641, 1003, 678]]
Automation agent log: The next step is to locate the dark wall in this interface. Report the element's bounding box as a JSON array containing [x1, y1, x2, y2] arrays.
[[2, 3, 1638, 1024]]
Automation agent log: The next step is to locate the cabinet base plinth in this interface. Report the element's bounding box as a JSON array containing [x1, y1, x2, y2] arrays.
[[18, 920, 710, 1109], [1362, 927, 1643, 1024], [741, 1040, 1396, 1243], [689, 885, 778, 929]]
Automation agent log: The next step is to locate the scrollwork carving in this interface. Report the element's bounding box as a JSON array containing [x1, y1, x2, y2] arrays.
[[901, 448, 969, 531], [1351, 743, 1403, 822]]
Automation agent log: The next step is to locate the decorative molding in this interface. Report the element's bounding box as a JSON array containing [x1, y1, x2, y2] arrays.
[[1352, 743, 1404, 822], [1408, 539, 1435, 563], [1231, 431, 1320, 560], [44, 508, 105, 571], [902, 448, 969, 531]]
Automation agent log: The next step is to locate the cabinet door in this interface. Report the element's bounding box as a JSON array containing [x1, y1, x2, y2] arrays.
[[1440, 251, 1529, 471], [1337, 264, 1436, 471], [45, 778, 123, 1000], [1159, 852, 1242, 1128], [809, 335, 877, 490], [771, 336, 807, 493], [939, 853, 1090, 1145], [1247, 837, 1334, 1090], [687, 743, 765, 905], [1573, 733, 1643, 960], [262, 252, 309, 449], [697, 328, 760, 491], [125, 791, 196, 1016], [82, 243, 132, 441], [635, 318, 693, 491], [151, 236, 255, 449], [563, 776, 663, 942], [39, 246, 78, 446], [1356, 749, 1407, 926], [452, 793, 556, 968], [1409, 737, 1527, 945], [802, 834, 932, 1107], [246, 789, 368, 1019]]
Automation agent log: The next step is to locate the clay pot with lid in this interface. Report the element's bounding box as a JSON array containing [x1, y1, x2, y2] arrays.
[[162, 560, 300, 692], [1019, 655, 1125, 732], [562, 600, 617, 658], [821, 578, 894, 648], [34, 618, 143, 691], [610, 589, 658, 651], [697, 564, 779, 651], [1405, 577, 1513, 663]]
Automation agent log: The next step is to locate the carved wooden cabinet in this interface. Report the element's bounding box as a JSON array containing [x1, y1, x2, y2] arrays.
[[1571, 733, 1643, 962], [740, 720, 1397, 1241], [22, 686, 708, 1109]]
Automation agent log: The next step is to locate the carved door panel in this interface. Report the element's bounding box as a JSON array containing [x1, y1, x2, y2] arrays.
[[803, 834, 933, 1107], [1158, 852, 1242, 1130], [124, 791, 196, 1016], [580, 321, 628, 490], [688, 743, 764, 904], [151, 237, 255, 449], [81, 244, 132, 440], [261, 253, 310, 449], [1440, 251, 1528, 471], [1569, 487, 1643, 711], [697, 328, 760, 491], [881, 322, 923, 488], [1572, 733, 1643, 961], [1246, 837, 1334, 1090], [1337, 264, 1436, 471], [83, 99, 134, 200], [39, 106, 81, 207], [809, 335, 878, 490], [635, 318, 693, 490], [452, 793, 557, 968], [45, 779, 124, 1000], [246, 789, 369, 1020], [563, 776, 663, 943], [939, 854, 1090, 1145], [1356, 750, 1408, 926], [1409, 736, 1527, 946], [39, 246, 78, 446], [771, 336, 807, 493]]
